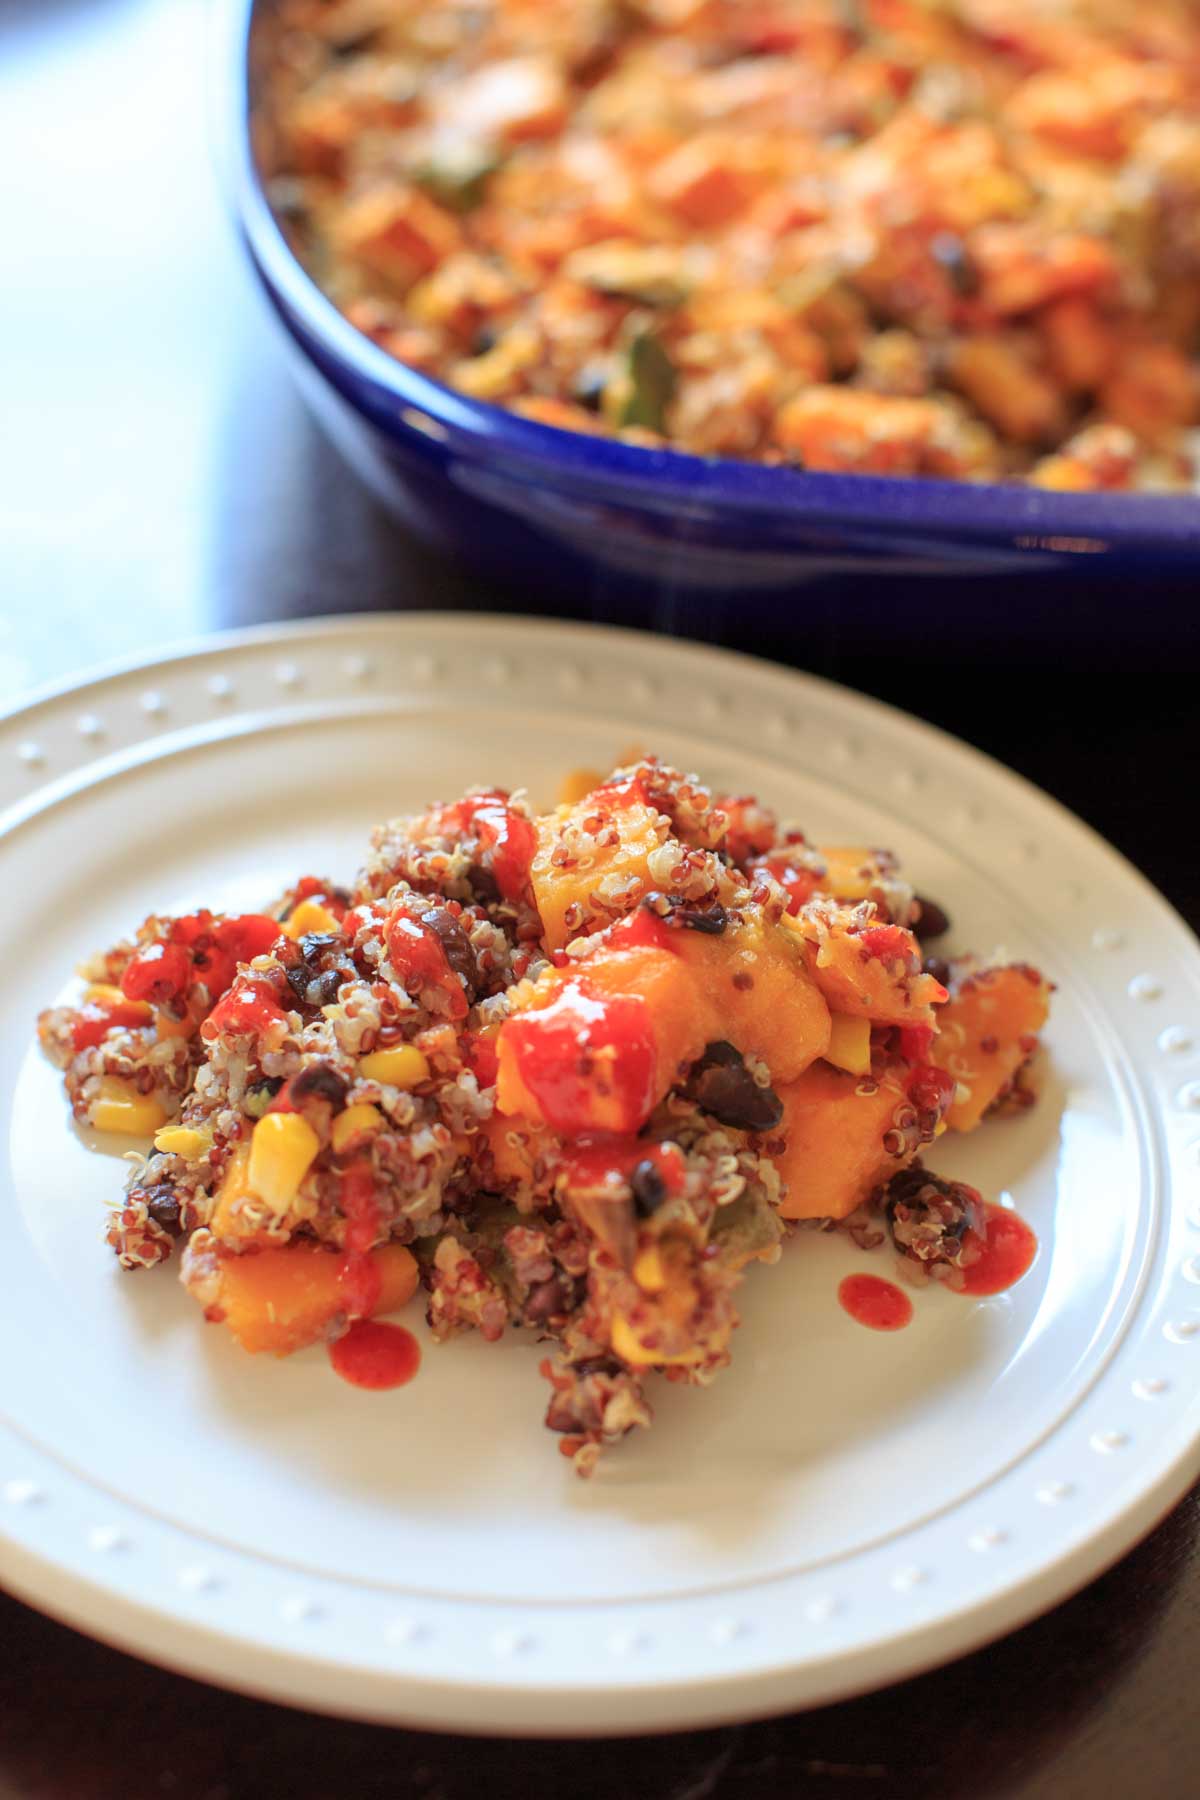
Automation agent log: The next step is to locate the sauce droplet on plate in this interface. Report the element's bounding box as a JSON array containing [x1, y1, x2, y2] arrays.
[[329, 1320, 421, 1390], [838, 1272, 913, 1331], [959, 1203, 1038, 1296]]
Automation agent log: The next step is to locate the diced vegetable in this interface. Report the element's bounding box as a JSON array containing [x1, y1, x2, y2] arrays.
[[247, 1112, 321, 1212], [824, 1013, 871, 1077], [774, 1065, 913, 1221], [930, 964, 1051, 1131], [530, 791, 666, 950], [196, 1241, 419, 1356], [616, 330, 676, 434], [671, 913, 831, 1083], [358, 1045, 430, 1089], [90, 1078, 168, 1137]]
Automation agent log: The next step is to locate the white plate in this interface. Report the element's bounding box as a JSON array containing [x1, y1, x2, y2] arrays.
[[1, 615, 1198, 1734]]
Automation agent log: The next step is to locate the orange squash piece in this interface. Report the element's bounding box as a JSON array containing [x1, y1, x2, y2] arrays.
[[475, 1108, 553, 1191], [816, 847, 895, 904], [930, 963, 1051, 1132], [530, 796, 667, 950], [673, 913, 831, 1082], [198, 1241, 419, 1356], [774, 1065, 913, 1221], [496, 944, 712, 1132], [788, 912, 943, 1027]]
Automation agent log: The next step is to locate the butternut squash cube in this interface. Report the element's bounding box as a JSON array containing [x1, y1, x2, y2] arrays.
[[190, 1240, 419, 1356], [672, 913, 830, 1083], [930, 963, 1051, 1132], [530, 796, 668, 950], [774, 1065, 913, 1221]]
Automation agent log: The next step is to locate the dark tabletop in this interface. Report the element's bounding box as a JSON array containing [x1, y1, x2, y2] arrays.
[[2, 3, 1199, 1797]]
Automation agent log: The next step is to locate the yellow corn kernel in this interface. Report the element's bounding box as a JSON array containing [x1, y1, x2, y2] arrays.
[[610, 1313, 704, 1369], [247, 1111, 321, 1211], [358, 1045, 430, 1089], [153, 1124, 212, 1160], [154, 1006, 195, 1040], [283, 899, 340, 939], [824, 1014, 872, 1077], [330, 1103, 385, 1153], [91, 1078, 169, 1136], [632, 1244, 668, 1294], [85, 983, 138, 1011]]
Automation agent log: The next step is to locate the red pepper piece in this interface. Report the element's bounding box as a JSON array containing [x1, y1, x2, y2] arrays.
[[861, 923, 916, 965], [463, 1030, 500, 1089], [898, 1024, 935, 1066], [215, 913, 282, 962], [201, 976, 288, 1042], [473, 800, 536, 903], [385, 908, 467, 1019], [503, 981, 657, 1136], [608, 908, 678, 954], [589, 775, 651, 811], [70, 997, 153, 1052], [120, 940, 193, 1008], [755, 855, 821, 916], [716, 795, 777, 864]]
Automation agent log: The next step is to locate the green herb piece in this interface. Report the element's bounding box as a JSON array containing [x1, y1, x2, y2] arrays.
[[618, 329, 677, 432]]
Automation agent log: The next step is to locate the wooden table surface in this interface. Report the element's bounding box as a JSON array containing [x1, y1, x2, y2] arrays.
[[2, 3, 1198, 1795]]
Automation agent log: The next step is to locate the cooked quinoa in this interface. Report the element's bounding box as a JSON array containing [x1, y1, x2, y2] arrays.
[[39, 759, 1052, 1473], [258, 0, 1200, 489]]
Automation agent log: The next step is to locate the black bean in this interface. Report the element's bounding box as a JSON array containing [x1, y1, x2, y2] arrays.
[[571, 1356, 622, 1381], [573, 365, 609, 412], [298, 931, 342, 960], [421, 906, 479, 994], [913, 895, 951, 940], [244, 1077, 284, 1118], [524, 1275, 570, 1325], [471, 325, 498, 357], [143, 1186, 182, 1236], [641, 893, 728, 934], [923, 955, 952, 987], [306, 968, 345, 1007], [284, 963, 309, 1003], [290, 1062, 349, 1107], [467, 865, 502, 905], [930, 232, 980, 297], [684, 1042, 783, 1132], [630, 1159, 668, 1217]]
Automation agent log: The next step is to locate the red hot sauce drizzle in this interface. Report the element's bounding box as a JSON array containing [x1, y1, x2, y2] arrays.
[[330, 1320, 421, 1391], [838, 1273, 914, 1331], [328, 1163, 422, 1391], [958, 1202, 1038, 1296]]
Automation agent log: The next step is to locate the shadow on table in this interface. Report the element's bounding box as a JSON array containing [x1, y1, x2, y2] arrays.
[[3, 1482, 1197, 1800]]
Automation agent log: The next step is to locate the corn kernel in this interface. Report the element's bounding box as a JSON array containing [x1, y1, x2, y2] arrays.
[[85, 983, 134, 1010], [330, 1103, 385, 1153], [153, 1125, 212, 1160], [247, 1111, 321, 1211], [824, 1014, 872, 1077], [154, 1007, 193, 1040], [91, 1078, 169, 1136], [358, 1045, 430, 1089], [610, 1314, 704, 1369], [632, 1245, 668, 1294], [283, 899, 341, 939]]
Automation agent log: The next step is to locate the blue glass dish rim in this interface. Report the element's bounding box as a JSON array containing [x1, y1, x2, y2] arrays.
[[223, 0, 1200, 550]]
